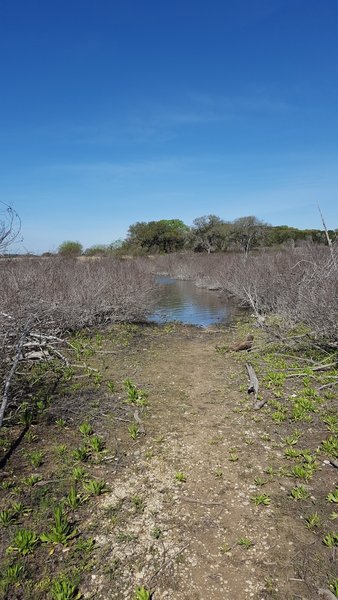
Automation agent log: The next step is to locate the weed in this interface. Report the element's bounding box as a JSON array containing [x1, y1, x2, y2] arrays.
[[254, 477, 268, 486], [128, 423, 140, 440], [330, 512, 338, 520], [3, 562, 25, 584], [27, 449, 44, 468], [133, 586, 152, 600], [65, 487, 83, 510], [329, 578, 338, 597], [291, 396, 316, 421], [238, 537, 254, 549], [116, 531, 137, 543], [284, 448, 302, 459], [51, 574, 82, 600], [7, 529, 40, 555], [124, 379, 147, 406], [56, 418, 66, 428], [56, 444, 68, 457], [220, 542, 231, 553], [71, 467, 88, 482], [327, 488, 338, 503], [323, 532, 338, 547], [323, 414, 338, 434], [251, 494, 271, 506], [22, 474, 42, 487], [41, 506, 77, 545], [283, 430, 302, 446], [305, 512, 320, 530], [214, 467, 223, 478], [228, 448, 239, 462], [11, 502, 31, 516], [175, 472, 187, 482], [79, 422, 93, 436], [264, 371, 286, 388], [0, 509, 15, 526], [151, 526, 162, 539], [88, 435, 104, 452], [289, 486, 310, 501], [131, 495, 144, 512], [291, 463, 316, 481], [107, 381, 116, 393], [25, 431, 38, 443], [83, 479, 107, 496], [321, 436, 338, 458], [72, 446, 89, 462]]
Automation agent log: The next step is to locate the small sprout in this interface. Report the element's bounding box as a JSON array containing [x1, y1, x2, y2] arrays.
[[254, 477, 268, 486], [28, 449, 44, 468], [22, 474, 42, 487], [283, 429, 302, 446], [7, 528, 40, 555], [329, 577, 338, 596], [228, 449, 239, 462], [3, 563, 25, 584], [51, 574, 82, 600], [220, 542, 231, 554], [79, 422, 93, 436], [128, 423, 140, 440], [107, 381, 116, 393], [238, 537, 254, 549], [56, 418, 66, 428], [56, 444, 68, 456], [330, 512, 338, 520], [88, 435, 104, 453], [72, 446, 89, 462], [321, 436, 338, 457], [214, 467, 223, 478], [40, 506, 77, 545], [11, 502, 31, 517], [83, 479, 107, 496], [133, 586, 152, 600], [131, 495, 144, 512], [305, 512, 320, 530], [175, 472, 187, 482], [65, 487, 82, 510], [289, 485, 310, 501], [71, 466, 88, 481], [323, 532, 338, 548], [251, 494, 271, 506], [0, 509, 15, 526], [151, 526, 162, 539], [326, 489, 338, 503]]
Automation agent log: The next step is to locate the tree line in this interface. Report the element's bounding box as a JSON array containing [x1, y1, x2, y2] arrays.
[[55, 215, 337, 257]]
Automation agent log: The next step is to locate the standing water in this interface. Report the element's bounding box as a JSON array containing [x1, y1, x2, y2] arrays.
[[149, 276, 232, 327]]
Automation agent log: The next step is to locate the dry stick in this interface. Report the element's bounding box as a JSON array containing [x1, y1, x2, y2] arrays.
[[318, 203, 338, 272], [245, 363, 267, 409], [0, 318, 33, 427]]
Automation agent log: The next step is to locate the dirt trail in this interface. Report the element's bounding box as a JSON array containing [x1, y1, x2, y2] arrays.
[[88, 325, 315, 600]]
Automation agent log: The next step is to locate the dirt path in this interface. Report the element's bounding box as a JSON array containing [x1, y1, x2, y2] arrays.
[[86, 324, 328, 600]]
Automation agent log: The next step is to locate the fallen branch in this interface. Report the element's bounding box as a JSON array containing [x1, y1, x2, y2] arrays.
[[0, 318, 33, 427], [245, 362, 266, 409]]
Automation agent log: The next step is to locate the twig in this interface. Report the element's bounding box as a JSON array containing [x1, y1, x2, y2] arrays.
[[179, 497, 226, 507]]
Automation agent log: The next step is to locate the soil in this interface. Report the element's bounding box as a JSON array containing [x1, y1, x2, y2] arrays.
[[0, 322, 337, 600]]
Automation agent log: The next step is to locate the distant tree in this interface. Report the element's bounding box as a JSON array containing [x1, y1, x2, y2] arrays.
[[191, 215, 231, 253], [0, 202, 21, 253], [58, 240, 83, 258], [126, 219, 189, 253], [84, 244, 110, 257], [229, 216, 269, 255]]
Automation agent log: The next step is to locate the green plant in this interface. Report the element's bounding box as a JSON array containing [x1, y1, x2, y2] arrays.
[[321, 436, 338, 458], [228, 449, 239, 462], [133, 586, 152, 600], [107, 381, 116, 393], [72, 446, 89, 462], [305, 512, 320, 530], [79, 422, 93, 436], [3, 563, 25, 585], [283, 430, 302, 446], [51, 574, 82, 600], [88, 435, 104, 452], [175, 472, 187, 482], [214, 467, 223, 478], [219, 542, 231, 554], [323, 414, 338, 434], [291, 462, 316, 481], [124, 379, 148, 406], [65, 487, 82, 510], [251, 494, 271, 506], [238, 537, 254, 549], [323, 532, 338, 548], [329, 577, 338, 597], [71, 467, 87, 482], [56, 444, 68, 456], [128, 423, 140, 440], [289, 486, 310, 501], [83, 479, 107, 496], [11, 502, 31, 516], [28, 449, 44, 468], [22, 474, 42, 486], [131, 495, 144, 512], [254, 477, 268, 486], [291, 396, 316, 421], [327, 488, 338, 503], [56, 418, 66, 428], [151, 526, 162, 539], [7, 529, 40, 555], [40, 506, 77, 545], [0, 509, 15, 526]]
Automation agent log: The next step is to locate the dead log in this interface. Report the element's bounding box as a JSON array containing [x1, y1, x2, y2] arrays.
[[245, 363, 267, 410]]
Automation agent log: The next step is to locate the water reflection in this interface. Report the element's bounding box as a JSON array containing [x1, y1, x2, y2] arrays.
[[149, 276, 231, 327]]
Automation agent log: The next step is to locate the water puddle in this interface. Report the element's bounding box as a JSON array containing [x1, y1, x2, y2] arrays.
[[149, 276, 232, 327]]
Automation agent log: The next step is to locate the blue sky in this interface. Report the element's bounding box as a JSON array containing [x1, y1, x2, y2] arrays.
[[1, 0, 337, 252]]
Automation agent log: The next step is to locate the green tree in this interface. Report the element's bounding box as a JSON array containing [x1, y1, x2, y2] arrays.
[[58, 240, 83, 258], [229, 216, 269, 254], [126, 219, 189, 253], [191, 215, 230, 253]]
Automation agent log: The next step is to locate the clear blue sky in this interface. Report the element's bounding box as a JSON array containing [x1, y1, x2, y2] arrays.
[[1, 0, 337, 253]]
